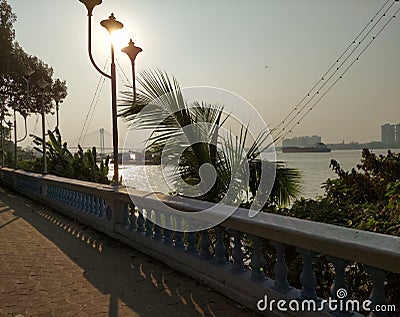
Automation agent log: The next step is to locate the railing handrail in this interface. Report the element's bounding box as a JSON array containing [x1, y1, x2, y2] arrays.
[[2, 167, 399, 273]]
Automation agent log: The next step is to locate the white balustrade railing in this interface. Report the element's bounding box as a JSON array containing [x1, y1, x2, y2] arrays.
[[1, 167, 399, 316]]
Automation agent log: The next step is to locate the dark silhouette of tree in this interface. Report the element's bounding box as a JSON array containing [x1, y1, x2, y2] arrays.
[[0, 0, 67, 155]]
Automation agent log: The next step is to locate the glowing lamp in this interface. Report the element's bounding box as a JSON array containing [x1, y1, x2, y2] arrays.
[[100, 14, 123, 34]]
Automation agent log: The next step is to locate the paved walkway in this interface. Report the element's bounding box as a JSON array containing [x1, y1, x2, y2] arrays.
[[0, 185, 261, 317]]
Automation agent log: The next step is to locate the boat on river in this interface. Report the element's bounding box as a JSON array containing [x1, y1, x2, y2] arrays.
[[282, 142, 331, 153]]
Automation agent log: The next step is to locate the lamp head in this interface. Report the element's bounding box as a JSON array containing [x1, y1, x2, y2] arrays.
[[79, 0, 102, 16], [37, 78, 48, 90], [53, 94, 62, 103], [122, 39, 143, 63], [100, 13, 123, 34]]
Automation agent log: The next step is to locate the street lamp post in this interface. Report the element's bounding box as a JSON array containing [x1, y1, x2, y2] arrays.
[[79, 0, 124, 187], [5, 120, 12, 166], [53, 94, 62, 129], [37, 78, 48, 174], [0, 107, 4, 167], [101, 13, 123, 187], [13, 67, 35, 169], [6, 120, 12, 142], [13, 106, 17, 169]]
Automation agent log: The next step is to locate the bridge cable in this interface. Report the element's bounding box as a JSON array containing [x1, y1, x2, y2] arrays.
[[81, 76, 107, 144], [116, 58, 132, 87], [78, 56, 110, 145], [274, 5, 400, 145], [272, 0, 395, 141]]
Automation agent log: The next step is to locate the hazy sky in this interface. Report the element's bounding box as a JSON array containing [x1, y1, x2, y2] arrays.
[[8, 0, 400, 148]]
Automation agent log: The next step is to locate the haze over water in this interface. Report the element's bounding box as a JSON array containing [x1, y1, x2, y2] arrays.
[[111, 149, 399, 200]]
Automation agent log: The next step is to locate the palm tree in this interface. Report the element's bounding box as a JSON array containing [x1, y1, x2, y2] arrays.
[[119, 69, 301, 209]]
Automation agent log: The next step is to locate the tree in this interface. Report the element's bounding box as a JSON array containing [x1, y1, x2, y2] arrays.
[[0, 0, 67, 167], [0, 0, 16, 76], [119, 69, 301, 207]]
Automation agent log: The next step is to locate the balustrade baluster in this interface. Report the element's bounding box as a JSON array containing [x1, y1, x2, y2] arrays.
[[214, 226, 226, 264], [137, 211, 145, 233], [57, 188, 62, 202], [87, 195, 92, 214], [81, 194, 87, 212], [122, 203, 129, 228], [251, 236, 265, 282], [85, 193, 90, 214], [174, 231, 184, 249], [174, 216, 184, 249], [231, 231, 245, 273], [365, 266, 388, 317], [163, 228, 173, 245], [145, 217, 153, 236], [144, 210, 151, 235], [64, 189, 69, 205], [93, 196, 100, 216], [77, 192, 83, 211], [329, 257, 348, 299], [58, 187, 63, 202], [90, 195, 96, 215], [328, 257, 349, 316], [64, 189, 70, 204], [296, 248, 317, 300], [88, 195, 94, 214], [186, 232, 197, 254], [71, 191, 77, 208], [47, 185, 52, 199], [271, 241, 290, 293], [60, 188, 66, 203], [68, 190, 73, 207], [129, 205, 137, 230], [153, 212, 162, 240], [55, 186, 59, 200], [99, 198, 105, 217], [163, 215, 173, 245], [153, 225, 162, 240], [199, 230, 211, 259]]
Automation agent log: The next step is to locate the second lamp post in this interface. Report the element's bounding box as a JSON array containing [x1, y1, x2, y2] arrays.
[[79, 0, 142, 187], [37, 78, 48, 174]]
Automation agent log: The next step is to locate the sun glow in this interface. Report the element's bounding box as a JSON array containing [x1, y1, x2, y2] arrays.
[[106, 29, 130, 52]]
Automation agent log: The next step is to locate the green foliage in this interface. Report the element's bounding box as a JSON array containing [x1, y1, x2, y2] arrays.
[[119, 69, 301, 206], [267, 149, 400, 309], [27, 128, 110, 184], [283, 149, 400, 236]]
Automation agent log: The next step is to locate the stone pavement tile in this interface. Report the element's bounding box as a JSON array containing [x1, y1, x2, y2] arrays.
[[0, 186, 263, 317]]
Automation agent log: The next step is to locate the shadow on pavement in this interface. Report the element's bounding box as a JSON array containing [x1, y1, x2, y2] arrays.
[[0, 185, 259, 317]]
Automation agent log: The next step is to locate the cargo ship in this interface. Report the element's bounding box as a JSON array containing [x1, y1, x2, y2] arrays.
[[282, 142, 331, 153]]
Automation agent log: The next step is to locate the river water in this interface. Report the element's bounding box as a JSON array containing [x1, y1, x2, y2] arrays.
[[109, 149, 397, 199]]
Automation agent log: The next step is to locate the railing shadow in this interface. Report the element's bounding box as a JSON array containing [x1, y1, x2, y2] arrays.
[[0, 186, 256, 317]]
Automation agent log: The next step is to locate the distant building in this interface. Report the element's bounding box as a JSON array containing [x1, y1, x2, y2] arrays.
[[381, 123, 400, 145], [282, 135, 321, 147]]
